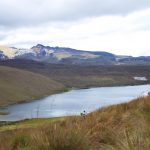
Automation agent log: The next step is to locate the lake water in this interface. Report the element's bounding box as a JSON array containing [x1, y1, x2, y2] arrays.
[[0, 84, 150, 121]]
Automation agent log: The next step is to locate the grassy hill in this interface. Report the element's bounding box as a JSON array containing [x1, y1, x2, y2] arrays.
[[0, 59, 150, 106], [0, 59, 150, 88], [0, 95, 150, 150], [0, 66, 65, 106]]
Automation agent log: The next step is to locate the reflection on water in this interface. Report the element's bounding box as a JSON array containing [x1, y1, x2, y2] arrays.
[[0, 84, 150, 121]]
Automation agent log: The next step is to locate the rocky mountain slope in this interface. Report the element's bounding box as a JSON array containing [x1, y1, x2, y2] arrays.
[[0, 44, 150, 65]]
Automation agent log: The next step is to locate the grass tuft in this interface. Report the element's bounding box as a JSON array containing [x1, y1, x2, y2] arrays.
[[1, 95, 150, 149]]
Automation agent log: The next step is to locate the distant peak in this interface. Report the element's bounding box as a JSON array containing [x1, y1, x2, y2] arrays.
[[36, 44, 44, 47], [31, 44, 45, 49]]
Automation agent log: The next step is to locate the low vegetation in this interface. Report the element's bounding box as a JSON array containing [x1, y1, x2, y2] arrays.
[[0, 66, 65, 106], [0, 117, 65, 132], [0, 60, 150, 106], [1, 59, 150, 88], [0, 95, 150, 150]]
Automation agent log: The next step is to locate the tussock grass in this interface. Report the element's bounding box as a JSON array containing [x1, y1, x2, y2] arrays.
[[0, 117, 65, 131], [0, 95, 150, 150]]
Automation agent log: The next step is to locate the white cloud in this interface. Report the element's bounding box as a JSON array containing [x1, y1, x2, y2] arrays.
[[0, 0, 150, 27], [0, 0, 150, 56]]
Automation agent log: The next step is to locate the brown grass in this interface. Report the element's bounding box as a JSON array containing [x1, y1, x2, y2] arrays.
[[0, 66, 65, 106], [0, 60, 150, 106], [1, 59, 150, 88], [0, 95, 150, 149]]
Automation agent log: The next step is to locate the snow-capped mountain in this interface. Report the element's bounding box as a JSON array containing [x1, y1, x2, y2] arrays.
[[0, 46, 35, 58], [0, 44, 150, 65]]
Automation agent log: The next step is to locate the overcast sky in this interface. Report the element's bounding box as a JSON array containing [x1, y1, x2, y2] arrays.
[[0, 0, 150, 56]]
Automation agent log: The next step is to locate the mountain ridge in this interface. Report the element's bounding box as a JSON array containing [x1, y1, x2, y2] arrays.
[[0, 44, 150, 65]]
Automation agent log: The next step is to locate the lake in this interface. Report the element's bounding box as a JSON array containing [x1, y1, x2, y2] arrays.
[[0, 84, 150, 121]]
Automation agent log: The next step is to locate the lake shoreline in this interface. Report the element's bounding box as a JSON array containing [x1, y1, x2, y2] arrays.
[[0, 82, 149, 109], [1, 83, 150, 122]]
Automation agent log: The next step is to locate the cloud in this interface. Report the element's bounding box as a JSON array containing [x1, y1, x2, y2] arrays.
[[0, 0, 150, 27], [0, 0, 150, 56], [1, 7, 150, 56]]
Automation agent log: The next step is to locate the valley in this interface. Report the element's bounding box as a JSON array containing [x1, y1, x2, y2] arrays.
[[1, 0, 150, 149], [1, 59, 150, 88], [1, 84, 150, 121], [0, 59, 150, 107]]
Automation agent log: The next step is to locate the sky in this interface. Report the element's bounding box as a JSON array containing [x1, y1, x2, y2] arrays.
[[0, 0, 150, 56]]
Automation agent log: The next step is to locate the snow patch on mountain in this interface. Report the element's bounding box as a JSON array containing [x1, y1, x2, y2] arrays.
[[14, 48, 35, 56]]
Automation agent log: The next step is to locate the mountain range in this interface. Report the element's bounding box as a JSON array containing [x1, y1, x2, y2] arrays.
[[0, 44, 150, 65]]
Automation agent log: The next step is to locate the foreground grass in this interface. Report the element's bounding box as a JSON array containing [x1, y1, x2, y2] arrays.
[[0, 95, 150, 150], [0, 117, 65, 132]]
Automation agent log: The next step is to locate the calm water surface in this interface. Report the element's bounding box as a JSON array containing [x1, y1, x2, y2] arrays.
[[0, 84, 150, 121]]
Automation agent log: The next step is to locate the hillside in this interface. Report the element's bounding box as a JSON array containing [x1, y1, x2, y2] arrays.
[[0, 66, 65, 106], [0, 95, 150, 150], [0, 59, 150, 107], [0, 59, 150, 88]]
